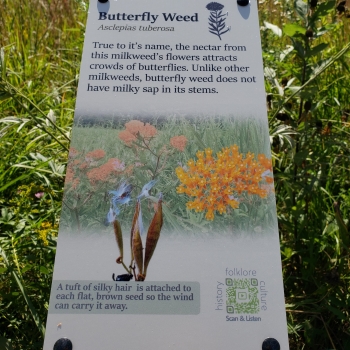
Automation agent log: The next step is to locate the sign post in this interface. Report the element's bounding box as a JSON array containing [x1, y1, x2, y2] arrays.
[[44, 0, 289, 349]]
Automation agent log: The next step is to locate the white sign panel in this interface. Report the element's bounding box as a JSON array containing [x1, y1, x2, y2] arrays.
[[44, 0, 289, 349]]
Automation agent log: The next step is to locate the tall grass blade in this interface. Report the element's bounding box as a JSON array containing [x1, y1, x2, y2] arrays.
[[0, 245, 45, 336]]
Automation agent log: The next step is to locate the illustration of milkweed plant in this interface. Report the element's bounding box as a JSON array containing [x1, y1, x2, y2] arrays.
[[61, 119, 187, 230], [62, 147, 132, 230], [110, 187, 163, 282], [118, 119, 187, 180], [175, 145, 274, 222], [206, 2, 230, 40], [62, 117, 276, 234]]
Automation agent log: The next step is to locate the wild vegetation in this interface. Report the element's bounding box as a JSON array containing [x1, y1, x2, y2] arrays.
[[0, 0, 349, 349]]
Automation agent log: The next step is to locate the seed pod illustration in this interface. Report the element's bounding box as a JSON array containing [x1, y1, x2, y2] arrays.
[[144, 195, 163, 277], [113, 219, 123, 261], [132, 217, 144, 277], [137, 273, 145, 281], [130, 201, 140, 263]]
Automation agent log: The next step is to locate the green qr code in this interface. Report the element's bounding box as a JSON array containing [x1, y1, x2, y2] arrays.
[[226, 278, 259, 314]]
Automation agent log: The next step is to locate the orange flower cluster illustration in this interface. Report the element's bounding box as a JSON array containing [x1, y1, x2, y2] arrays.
[[118, 120, 187, 153], [170, 135, 187, 151], [66, 148, 131, 187], [175, 145, 273, 221], [119, 120, 157, 145]]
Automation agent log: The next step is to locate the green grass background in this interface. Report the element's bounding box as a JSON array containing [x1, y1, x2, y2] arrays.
[[0, 0, 350, 348]]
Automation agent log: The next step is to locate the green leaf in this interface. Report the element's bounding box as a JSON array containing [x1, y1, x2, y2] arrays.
[[333, 202, 349, 246], [284, 23, 306, 37], [0, 171, 36, 193], [0, 91, 12, 101], [0, 245, 45, 336], [0, 337, 13, 350], [306, 43, 329, 57], [40, 266, 50, 274], [294, 150, 309, 165], [290, 38, 306, 59], [339, 57, 350, 72], [0, 159, 51, 193], [311, 0, 336, 21], [282, 247, 296, 259], [21, 264, 32, 274], [326, 305, 346, 320]]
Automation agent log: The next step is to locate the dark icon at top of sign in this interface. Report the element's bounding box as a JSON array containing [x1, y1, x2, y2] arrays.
[[262, 338, 280, 350], [53, 338, 73, 350], [206, 2, 230, 40], [98, 0, 109, 3], [237, 0, 250, 6]]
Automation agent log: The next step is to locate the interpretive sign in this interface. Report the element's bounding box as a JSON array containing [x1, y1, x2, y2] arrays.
[[44, 0, 289, 349]]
